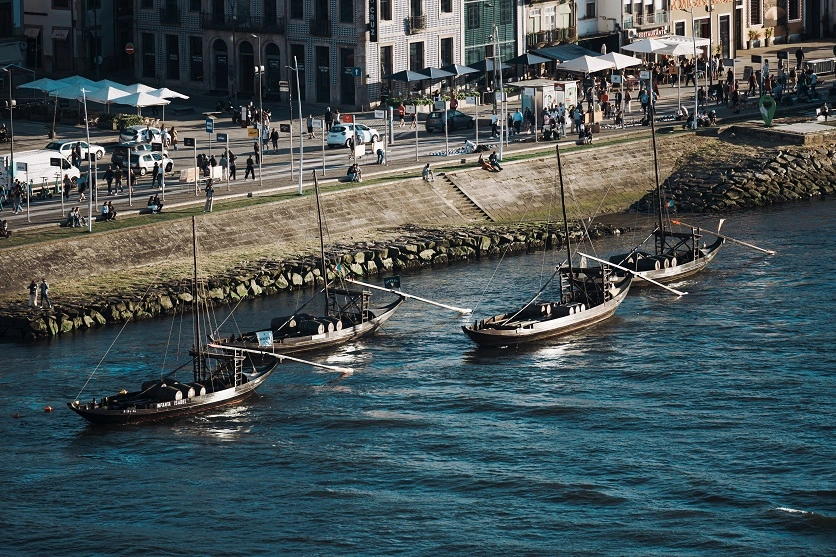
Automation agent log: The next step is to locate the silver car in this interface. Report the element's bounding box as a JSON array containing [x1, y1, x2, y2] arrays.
[[130, 152, 174, 175]]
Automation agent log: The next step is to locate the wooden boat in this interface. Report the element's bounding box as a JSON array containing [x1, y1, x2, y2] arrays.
[[462, 144, 633, 348], [68, 217, 279, 425], [214, 171, 405, 357], [608, 103, 724, 284]]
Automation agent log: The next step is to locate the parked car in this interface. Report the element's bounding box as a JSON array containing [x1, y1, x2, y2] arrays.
[[425, 110, 475, 132], [120, 125, 162, 144], [130, 152, 173, 175], [111, 141, 167, 167], [326, 124, 381, 148], [44, 140, 105, 160]]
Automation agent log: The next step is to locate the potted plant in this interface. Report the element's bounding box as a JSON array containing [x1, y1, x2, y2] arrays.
[[764, 27, 774, 46], [748, 28, 761, 49]]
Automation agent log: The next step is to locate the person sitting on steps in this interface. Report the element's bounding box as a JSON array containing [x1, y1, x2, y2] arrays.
[[422, 163, 435, 182]]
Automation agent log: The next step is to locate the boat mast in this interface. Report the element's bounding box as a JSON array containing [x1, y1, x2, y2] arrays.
[[556, 144, 574, 280], [312, 171, 330, 315], [192, 216, 202, 382], [649, 96, 664, 255]]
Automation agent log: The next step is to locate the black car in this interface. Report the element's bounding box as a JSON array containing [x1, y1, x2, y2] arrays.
[[425, 109, 475, 132]]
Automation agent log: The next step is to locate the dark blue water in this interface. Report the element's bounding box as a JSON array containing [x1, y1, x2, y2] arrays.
[[1, 200, 834, 556]]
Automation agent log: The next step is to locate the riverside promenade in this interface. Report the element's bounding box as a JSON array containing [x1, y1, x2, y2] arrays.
[[2, 41, 834, 235]]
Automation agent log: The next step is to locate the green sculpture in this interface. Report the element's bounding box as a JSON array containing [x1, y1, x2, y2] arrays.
[[759, 94, 776, 127]]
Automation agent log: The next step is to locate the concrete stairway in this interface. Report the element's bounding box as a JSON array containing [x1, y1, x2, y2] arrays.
[[432, 173, 495, 222]]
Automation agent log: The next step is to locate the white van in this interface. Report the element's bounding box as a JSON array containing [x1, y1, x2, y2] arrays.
[[0, 150, 81, 196]]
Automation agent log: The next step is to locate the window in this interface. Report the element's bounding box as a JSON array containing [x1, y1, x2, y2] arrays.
[[545, 7, 555, 30], [189, 0, 201, 11], [290, 1, 303, 19], [500, 0, 512, 23], [52, 0, 70, 7], [674, 20, 685, 35], [140, 0, 153, 8], [380, 45, 393, 78], [466, 5, 480, 29], [380, 0, 392, 20], [585, 1, 596, 19], [408, 41, 424, 73], [529, 8, 541, 33], [190, 36, 203, 81], [749, 0, 762, 25], [410, 0, 422, 17], [142, 32, 155, 78], [340, 0, 353, 23], [787, 0, 800, 21], [441, 0, 452, 13], [440, 37, 453, 67]]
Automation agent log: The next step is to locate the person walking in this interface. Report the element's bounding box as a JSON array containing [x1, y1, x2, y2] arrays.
[[151, 162, 160, 189], [40, 278, 52, 309], [229, 152, 237, 180], [204, 180, 214, 212], [795, 47, 804, 70], [490, 110, 499, 138], [245, 155, 255, 180], [170, 127, 178, 150], [398, 103, 406, 127], [253, 141, 260, 165], [307, 114, 314, 139], [114, 166, 123, 193], [104, 165, 114, 195], [27, 280, 38, 307], [270, 127, 279, 152]]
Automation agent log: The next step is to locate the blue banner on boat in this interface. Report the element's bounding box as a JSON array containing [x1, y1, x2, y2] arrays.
[[384, 275, 401, 288], [256, 331, 274, 347]]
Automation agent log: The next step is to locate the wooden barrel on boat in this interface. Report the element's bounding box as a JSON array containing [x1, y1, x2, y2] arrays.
[[636, 257, 662, 271], [667, 255, 678, 267], [322, 316, 344, 331], [298, 320, 326, 335], [173, 383, 196, 399], [270, 315, 298, 331], [188, 382, 207, 396], [154, 386, 183, 402], [319, 319, 335, 333]]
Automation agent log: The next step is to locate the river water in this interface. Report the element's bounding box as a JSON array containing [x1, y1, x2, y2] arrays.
[[1, 200, 834, 556]]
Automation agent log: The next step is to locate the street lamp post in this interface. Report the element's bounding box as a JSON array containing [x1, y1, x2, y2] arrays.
[[81, 88, 93, 232], [4, 64, 35, 221], [252, 34, 264, 188], [287, 57, 304, 195]]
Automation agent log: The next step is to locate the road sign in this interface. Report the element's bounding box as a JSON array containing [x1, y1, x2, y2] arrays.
[[247, 127, 258, 138], [279, 80, 289, 92], [342, 114, 354, 123], [311, 119, 323, 129], [524, 87, 535, 97], [352, 67, 362, 77], [205, 118, 214, 133], [125, 42, 135, 55], [216, 133, 228, 142], [183, 137, 195, 147], [374, 109, 385, 119], [279, 123, 291, 133]]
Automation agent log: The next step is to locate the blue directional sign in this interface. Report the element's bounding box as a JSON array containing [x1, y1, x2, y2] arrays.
[[205, 118, 214, 133], [216, 133, 228, 142], [352, 67, 362, 77]]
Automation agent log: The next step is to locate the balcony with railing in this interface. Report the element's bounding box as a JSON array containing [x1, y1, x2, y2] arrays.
[[408, 15, 426, 34], [623, 11, 668, 28], [310, 19, 332, 37], [525, 27, 576, 48], [160, 6, 180, 25]]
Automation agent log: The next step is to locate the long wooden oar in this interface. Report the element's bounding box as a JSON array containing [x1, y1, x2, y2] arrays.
[[347, 278, 473, 314], [576, 252, 688, 297], [671, 219, 776, 255], [207, 343, 354, 374]]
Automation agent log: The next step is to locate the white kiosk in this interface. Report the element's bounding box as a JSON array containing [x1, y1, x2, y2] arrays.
[[515, 79, 579, 113]]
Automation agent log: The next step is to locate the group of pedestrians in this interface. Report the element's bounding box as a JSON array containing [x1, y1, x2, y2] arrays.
[[27, 279, 52, 309]]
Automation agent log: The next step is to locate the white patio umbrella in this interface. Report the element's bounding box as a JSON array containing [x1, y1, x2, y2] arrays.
[[622, 38, 671, 54], [557, 55, 616, 74], [147, 87, 190, 123], [597, 52, 643, 70], [93, 79, 128, 90], [115, 91, 170, 116], [53, 75, 99, 90], [84, 86, 130, 113], [17, 77, 63, 93], [120, 83, 157, 95]]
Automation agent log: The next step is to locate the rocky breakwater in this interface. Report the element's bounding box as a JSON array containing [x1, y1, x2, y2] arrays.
[[0, 222, 618, 341], [633, 143, 836, 213]]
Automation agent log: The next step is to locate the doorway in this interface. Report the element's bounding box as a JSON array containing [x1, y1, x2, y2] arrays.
[[213, 39, 228, 91]]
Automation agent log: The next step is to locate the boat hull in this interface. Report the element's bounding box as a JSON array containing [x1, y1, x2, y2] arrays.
[[613, 236, 725, 285], [462, 275, 632, 348], [67, 365, 277, 425], [216, 298, 405, 357]]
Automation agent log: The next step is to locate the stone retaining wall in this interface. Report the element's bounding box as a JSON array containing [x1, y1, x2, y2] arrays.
[[0, 223, 609, 340]]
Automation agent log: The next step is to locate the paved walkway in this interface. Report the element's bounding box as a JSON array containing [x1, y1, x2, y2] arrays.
[[1, 40, 833, 235]]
